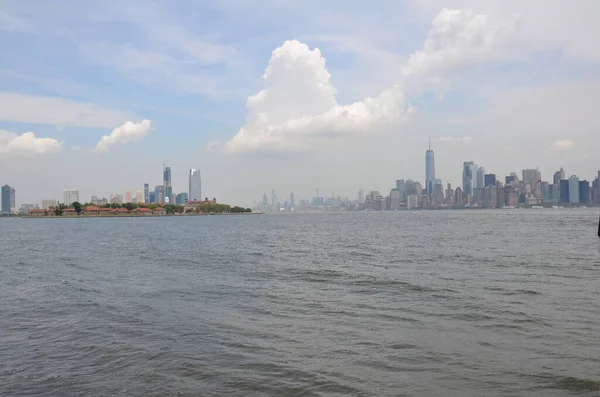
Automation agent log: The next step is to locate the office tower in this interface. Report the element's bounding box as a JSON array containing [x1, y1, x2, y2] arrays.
[[395, 180, 405, 202], [425, 141, 435, 197], [125, 189, 133, 203], [578, 180, 590, 204], [176, 192, 188, 205], [358, 189, 364, 204], [136, 190, 143, 203], [189, 169, 202, 201], [163, 166, 172, 202], [522, 169, 537, 188], [568, 175, 579, 204], [149, 191, 156, 204], [144, 184, 149, 203], [290, 192, 295, 208], [389, 189, 401, 210], [462, 162, 475, 195], [541, 182, 550, 201], [560, 180, 569, 203], [154, 185, 164, 204], [1, 185, 11, 213], [10, 187, 15, 210], [484, 174, 496, 187], [477, 167, 485, 189], [553, 169, 564, 185], [63, 189, 79, 206]]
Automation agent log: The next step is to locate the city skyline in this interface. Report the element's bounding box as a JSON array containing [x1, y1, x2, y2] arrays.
[[2, 2, 600, 206]]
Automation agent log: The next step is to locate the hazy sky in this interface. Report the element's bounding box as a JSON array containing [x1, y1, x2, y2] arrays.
[[1, 0, 599, 206]]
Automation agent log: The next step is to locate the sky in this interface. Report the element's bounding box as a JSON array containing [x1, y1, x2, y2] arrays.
[[1, 0, 600, 207]]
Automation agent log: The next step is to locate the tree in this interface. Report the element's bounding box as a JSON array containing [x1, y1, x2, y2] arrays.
[[124, 202, 135, 211], [72, 201, 82, 215]]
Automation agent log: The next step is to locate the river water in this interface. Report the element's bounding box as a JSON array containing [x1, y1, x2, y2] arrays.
[[1, 210, 599, 396]]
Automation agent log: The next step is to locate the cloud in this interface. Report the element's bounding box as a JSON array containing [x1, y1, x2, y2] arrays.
[[95, 120, 152, 152], [0, 130, 62, 156], [551, 139, 574, 151], [225, 9, 516, 153], [206, 141, 221, 152], [401, 8, 516, 96], [0, 92, 135, 128], [435, 136, 472, 144], [225, 40, 413, 153]]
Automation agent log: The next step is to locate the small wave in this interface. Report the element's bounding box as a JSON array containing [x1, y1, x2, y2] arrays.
[[503, 289, 542, 296], [552, 376, 600, 392]]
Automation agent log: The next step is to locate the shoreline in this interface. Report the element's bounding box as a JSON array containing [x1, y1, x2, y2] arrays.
[[22, 212, 264, 219]]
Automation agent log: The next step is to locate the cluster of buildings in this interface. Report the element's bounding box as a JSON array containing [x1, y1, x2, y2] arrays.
[[364, 142, 599, 210], [257, 142, 600, 212], [2, 166, 208, 215]]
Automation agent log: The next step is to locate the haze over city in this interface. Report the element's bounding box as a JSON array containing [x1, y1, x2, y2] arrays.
[[1, 1, 599, 207]]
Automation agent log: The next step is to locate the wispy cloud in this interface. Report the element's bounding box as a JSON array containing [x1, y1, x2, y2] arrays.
[[0, 92, 134, 128], [435, 136, 472, 144], [551, 139, 574, 151]]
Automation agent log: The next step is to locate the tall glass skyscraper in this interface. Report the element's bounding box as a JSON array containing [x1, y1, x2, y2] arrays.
[[1, 184, 12, 213], [189, 169, 202, 201], [144, 183, 149, 203], [425, 140, 435, 197], [163, 166, 172, 202], [462, 162, 475, 195]]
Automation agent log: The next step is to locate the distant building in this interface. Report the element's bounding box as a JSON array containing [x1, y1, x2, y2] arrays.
[[125, 189, 133, 203], [484, 174, 496, 187], [63, 189, 79, 206], [136, 190, 143, 203], [144, 184, 150, 203], [389, 189, 401, 210], [163, 166, 172, 202], [425, 142, 435, 197], [42, 199, 57, 210], [149, 191, 156, 204], [406, 195, 419, 210], [579, 180, 590, 204], [568, 175, 579, 204], [476, 167, 485, 190], [560, 180, 569, 204], [19, 203, 39, 215], [454, 187, 463, 207], [290, 192, 295, 208], [395, 180, 405, 203], [176, 192, 188, 205], [110, 194, 123, 204], [462, 162, 475, 195], [1, 185, 12, 213], [189, 169, 202, 201], [154, 185, 164, 204]]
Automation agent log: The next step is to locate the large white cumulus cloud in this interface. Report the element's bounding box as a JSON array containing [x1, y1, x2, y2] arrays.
[[95, 119, 152, 152], [0, 130, 63, 155], [225, 8, 514, 153]]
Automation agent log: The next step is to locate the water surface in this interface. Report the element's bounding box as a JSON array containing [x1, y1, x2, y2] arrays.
[[1, 210, 599, 396]]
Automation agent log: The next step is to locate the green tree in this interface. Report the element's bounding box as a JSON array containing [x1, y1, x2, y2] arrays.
[[72, 201, 82, 215], [124, 202, 135, 211]]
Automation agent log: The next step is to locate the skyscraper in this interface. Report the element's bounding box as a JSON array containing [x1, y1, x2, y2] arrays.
[[189, 169, 202, 201], [484, 174, 497, 187], [395, 180, 405, 202], [579, 180, 589, 204], [10, 187, 15, 210], [163, 166, 172, 202], [568, 175, 579, 204], [63, 189, 79, 206], [144, 184, 149, 203], [462, 162, 475, 195], [290, 192, 295, 208], [1, 185, 12, 213], [136, 190, 143, 203], [425, 140, 435, 197], [154, 185, 164, 204], [125, 189, 133, 203]]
